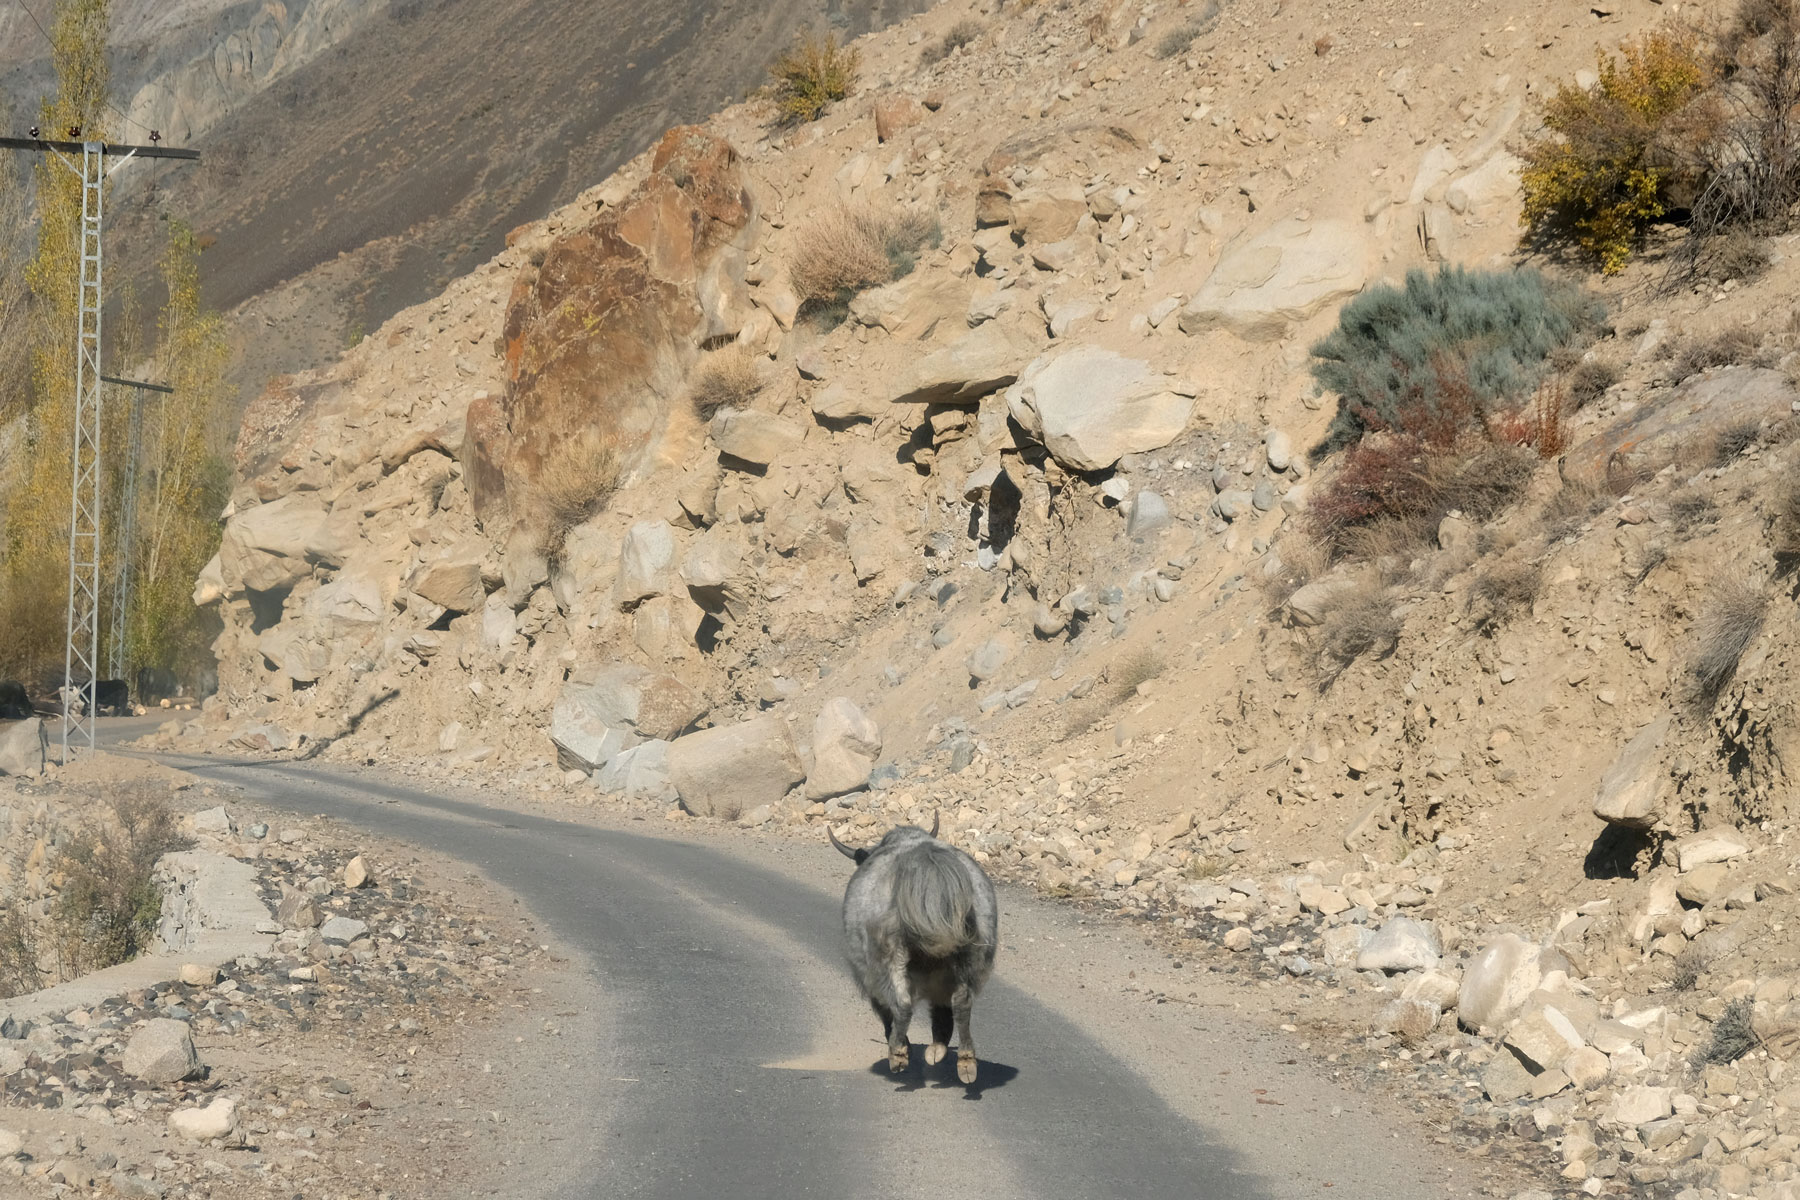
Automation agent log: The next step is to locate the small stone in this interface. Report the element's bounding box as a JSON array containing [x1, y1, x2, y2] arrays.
[[122, 1019, 200, 1084], [967, 637, 1012, 682], [1674, 828, 1749, 872], [178, 964, 218, 987], [318, 916, 369, 946], [1483, 1049, 1536, 1103], [1356, 916, 1441, 973], [191, 806, 233, 835], [1222, 927, 1253, 951], [1126, 490, 1172, 537], [344, 856, 373, 889], [0, 1128, 19, 1156], [1606, 1085, 1673, 1127], [1564, 1046, 1610, 1089]]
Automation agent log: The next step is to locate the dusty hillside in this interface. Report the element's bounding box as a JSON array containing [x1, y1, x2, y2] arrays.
[[122, 0, 1800, 1194]]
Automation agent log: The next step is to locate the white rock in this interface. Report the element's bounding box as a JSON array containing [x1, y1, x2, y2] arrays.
[[1005, 347, 1194, 471], [1177, 217, 1369, 341], [0, 718, 47, 778], [1675, 828, 1750, 872], [168, 1097, 237, 1142], [1460, 934, 1544, 1031], [1356, 916, 1441, 973], [1606, 1085, 1673, 1127], [806, 698, 882, 800], [617, 520, 676, 605], [1402, 969, 1461, 1010], [666, 717, 805, 820], [1591, 717, 1672, 830]]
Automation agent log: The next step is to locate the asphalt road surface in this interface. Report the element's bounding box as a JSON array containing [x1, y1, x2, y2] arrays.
[[150, 751, 1497, 1200]]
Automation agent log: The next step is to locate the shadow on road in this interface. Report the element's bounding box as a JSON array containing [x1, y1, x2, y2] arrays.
[[870, 1053, 1020, 1099]]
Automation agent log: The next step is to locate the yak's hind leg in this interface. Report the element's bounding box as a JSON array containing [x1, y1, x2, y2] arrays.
[[926, 1005, 954, 1066], [951, 980, 978, 1084], [883, 955, 915, 1073], [869, 998, 895, 1043]]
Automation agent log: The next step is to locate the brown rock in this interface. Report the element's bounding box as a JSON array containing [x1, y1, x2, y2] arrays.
[[874, 96, 925, 142], [473, 127, 758, 526]]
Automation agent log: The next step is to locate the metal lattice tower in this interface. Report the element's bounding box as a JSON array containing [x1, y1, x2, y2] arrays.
[[0, 132, 199, 761], [62, 141, 105, 754]]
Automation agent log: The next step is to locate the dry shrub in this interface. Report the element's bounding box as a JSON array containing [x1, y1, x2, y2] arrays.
[[1567, 358, 1622, 409], [1713, 415, 1765, 464], [768, 31, 859, 125], [1672, 942, 1709, 990], [1468, 560, 1544, 635], [1631, 541, 1670, 588], [1675, 327, 1761, 377], [0, 908, 44, 999], [1669, 488, 1721, 533], [1259, 537, 1329, 611], [921, 18, 984, 65], [1109, 649, 1165, 700], [1493, 381, 1573, 458], [1688, 575, 1770, 707], [1772, 475, 1800, 573], [1543, 479, 1610, 542], [1314, 581, 1402, 687], [538, 437, 621, 563], [52, 787, 189, 979], [1715, 229, 1774, 280], [1698, 996, 1760, 1064], [788, 205, 941, 314], [690, 345, 764, 421], [1155, 0, 1220, 58], [1519, 32, 1712, 273]]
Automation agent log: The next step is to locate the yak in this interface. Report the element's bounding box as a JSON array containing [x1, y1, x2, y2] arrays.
[[830, 816, 998, 1084]]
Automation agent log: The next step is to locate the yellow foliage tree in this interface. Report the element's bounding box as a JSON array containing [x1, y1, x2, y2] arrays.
[[126, 220, 229, 673], [1519, 32, 1712, 273], [0, 0, 112, 683]]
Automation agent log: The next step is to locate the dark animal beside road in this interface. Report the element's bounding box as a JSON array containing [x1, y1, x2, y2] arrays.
[[830, 816, 998, 1084], [136, 666, 180, 705], [0, 680, 31, 720], [93, 679, 130, 714]]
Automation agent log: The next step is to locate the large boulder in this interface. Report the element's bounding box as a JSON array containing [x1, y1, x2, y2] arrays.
[[473, 126, 759, 524], [1459, 934, 1544, 1032], [595, 739, 677, 803], [618, 520, 677, 606], [806, 698, 882, 799], [123, 1019, 200, 1084], [848, 273, 969, 340], [890, 323, 1040, 406], [217, 495, 351, 594], [0, 719, 46, 778], [1563, 368, 1800, 487], [1592, 716, 1673, 830], [1008, 182, 1088, 242], [1356, 917, 1442, 973], [666, 717, 805, 819], [1178, 217, 1368, 341], [1005, 347, 1195, 471], [711, 409, 803, 466], [550, 665, 706, 772], [407, 545, 487, 614]]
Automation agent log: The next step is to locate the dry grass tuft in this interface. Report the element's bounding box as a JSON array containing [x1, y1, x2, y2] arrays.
[[768, 31, 859, 125], [1566, 358, 1622, 409], [1258, 537, 1329, 611], [787, 205, 942, 326], [538, 437, 622, 564], [1713, 416, 1764, 465], [1688, 575, 1770, 708], [689, 345, 765, 421], [1715, 230, 1774, 282], [1155, 0, 1221, 58], [1109, 649, 1166, 700], [1671, 942, 1708, 991], [1468, 560, 1544, 635], [1772, 475, 1800, 574], [1697, 996, 1760, 1065], [920, 18, 985, 65], [1313, 581, 1402, 687], [1668, 488, 1720, 534], [1674, 328, 1761, 378]]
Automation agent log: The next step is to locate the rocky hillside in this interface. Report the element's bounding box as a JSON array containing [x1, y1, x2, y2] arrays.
[[151, 0, 1800, 1194]]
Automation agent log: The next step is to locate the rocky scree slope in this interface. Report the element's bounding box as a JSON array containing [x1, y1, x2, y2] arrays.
[[158, 0, 1800, 1195]]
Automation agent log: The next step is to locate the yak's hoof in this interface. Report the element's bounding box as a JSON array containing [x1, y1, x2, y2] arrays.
[[889, 1044, 910, 1073], [925, 1041, 948, 1066], [957, 1052, 978, 1085]]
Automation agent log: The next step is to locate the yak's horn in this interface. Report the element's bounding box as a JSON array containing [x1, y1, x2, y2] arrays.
[[828, 824, 860, 860], [929, 810, 939, 837]]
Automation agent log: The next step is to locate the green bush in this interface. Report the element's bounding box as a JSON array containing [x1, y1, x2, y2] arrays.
[[768, 31, 859, 125], [1309, 265, 1603, 457]]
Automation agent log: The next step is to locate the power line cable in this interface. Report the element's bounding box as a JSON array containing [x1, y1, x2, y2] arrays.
[[8, 0, 158, 137]]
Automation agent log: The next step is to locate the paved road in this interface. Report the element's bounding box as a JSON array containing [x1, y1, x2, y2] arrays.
[[151, 752, 1486, 1200]]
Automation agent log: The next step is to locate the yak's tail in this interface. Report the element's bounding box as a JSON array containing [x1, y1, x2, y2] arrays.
[[894, 844, 978, 959]]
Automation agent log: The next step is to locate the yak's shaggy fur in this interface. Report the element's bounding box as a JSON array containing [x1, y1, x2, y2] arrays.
[[831, 823, 998, 1083]]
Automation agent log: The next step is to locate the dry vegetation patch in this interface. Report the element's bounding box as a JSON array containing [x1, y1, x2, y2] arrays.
[[1687, 574, 1770, 708], [690, 344, 765, 421], [768, 31, 859, 125]]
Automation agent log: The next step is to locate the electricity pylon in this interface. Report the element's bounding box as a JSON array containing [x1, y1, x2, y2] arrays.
[[0, 131, 198, 759]]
